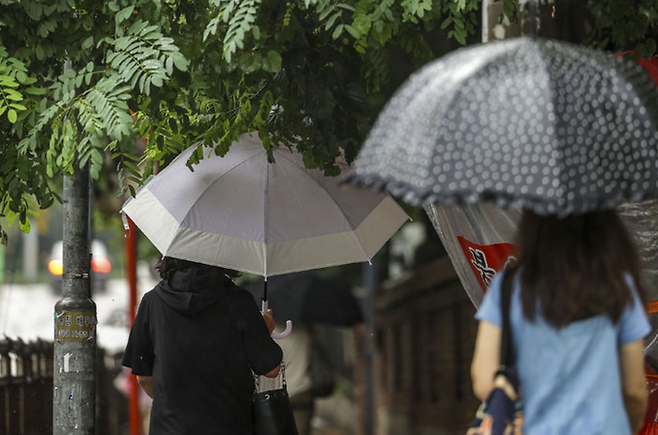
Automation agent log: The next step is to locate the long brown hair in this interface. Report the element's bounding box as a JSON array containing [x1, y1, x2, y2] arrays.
[[510, 209, 647, 327]]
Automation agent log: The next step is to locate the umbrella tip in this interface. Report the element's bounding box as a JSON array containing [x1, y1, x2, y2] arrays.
[[121, 212, 130, 230]]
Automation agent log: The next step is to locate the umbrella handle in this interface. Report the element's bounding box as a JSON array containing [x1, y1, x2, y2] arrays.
[[261, 300, 294, 339], [271, 320, 293, 339]]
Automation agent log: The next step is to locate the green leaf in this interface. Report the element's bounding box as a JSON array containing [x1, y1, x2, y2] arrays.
[[264, 51, 282, 72], [237, 53, 262, 73], [332, 24, 345, 39], [35, 45, 45, 60], [454, 30, 466, 45], [0, 75, 19, 88], [123, 160, 141, 174], [91, 149, 104, 166], [4, 90, 22, 101], [325, 11, 341, 30], [108, 1, 121, 12], [204, 16, 220, 40], [441, 17, 452, 29], [40, 194, 54, 209], [123, 152, 141, 162], [344, 24, 360, 39], [25, 87, 46, 95], [82, 36, 94, 50], [371, 23, 392, 46], [502, 0, 515, 19], [7, 109, 17, 123], [90, 166, 100, 180], [19, 216, 30, 233], [15, 71, 28, 83], [116, 5, 135, 25], [319, 4, 336, 20], [172, 54, 189, 72]]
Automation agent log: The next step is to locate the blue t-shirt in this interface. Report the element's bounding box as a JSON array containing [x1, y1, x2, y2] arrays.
[[476, 271, 651, 435]]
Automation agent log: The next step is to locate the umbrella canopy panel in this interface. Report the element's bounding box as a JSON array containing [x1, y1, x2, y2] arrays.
[[122, 134, 409, 277], [346, 37, 658, 216]]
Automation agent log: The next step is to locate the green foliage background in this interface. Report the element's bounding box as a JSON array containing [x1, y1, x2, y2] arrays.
[[0, 0, 655, 242]]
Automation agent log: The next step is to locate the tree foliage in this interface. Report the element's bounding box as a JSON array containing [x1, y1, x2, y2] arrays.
[[586, 0, 658, 58], [0, 0, 655, 243]]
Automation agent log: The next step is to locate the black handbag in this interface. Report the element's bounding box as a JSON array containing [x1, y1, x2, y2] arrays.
[[253, 362, 299, 435], [467, 269, 523, 435]]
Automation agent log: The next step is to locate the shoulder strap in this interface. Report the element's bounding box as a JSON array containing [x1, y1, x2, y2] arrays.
[[500, 268, 515, 367]]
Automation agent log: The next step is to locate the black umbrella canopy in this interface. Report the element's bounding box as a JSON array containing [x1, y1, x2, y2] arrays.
[[345, 37, 658, 216], [242, 271, 363, 327]]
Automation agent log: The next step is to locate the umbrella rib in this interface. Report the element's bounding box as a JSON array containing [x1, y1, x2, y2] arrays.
[[276, 151, 358, 229], [275, 150, 373, 262], [178, 147, 265, 226]]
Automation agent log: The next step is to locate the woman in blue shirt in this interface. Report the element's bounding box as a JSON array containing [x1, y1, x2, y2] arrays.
[[471, 209, 650, 434]]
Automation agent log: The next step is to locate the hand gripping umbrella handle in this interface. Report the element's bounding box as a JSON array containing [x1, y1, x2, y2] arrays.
[[261, 300, 293, 339]]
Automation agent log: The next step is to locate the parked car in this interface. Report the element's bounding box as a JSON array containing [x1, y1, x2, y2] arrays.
[[48, 239, 112, 293]]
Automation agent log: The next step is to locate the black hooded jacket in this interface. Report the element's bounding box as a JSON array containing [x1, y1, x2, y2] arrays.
[[122, 265, 283, 435]]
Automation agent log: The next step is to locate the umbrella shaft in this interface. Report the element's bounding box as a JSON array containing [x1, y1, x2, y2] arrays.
[[261, 279, 268, 313]]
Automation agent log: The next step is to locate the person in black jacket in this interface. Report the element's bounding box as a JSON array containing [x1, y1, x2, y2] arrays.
[[122, 257, 283, 435]]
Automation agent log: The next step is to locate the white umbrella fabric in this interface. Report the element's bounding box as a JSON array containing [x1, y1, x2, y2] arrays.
[[121, 133, 409, 278]]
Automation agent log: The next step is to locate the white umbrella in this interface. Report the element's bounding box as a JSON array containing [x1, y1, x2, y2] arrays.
[[122, 133, 408, 276], [122, 133, 408, 338]]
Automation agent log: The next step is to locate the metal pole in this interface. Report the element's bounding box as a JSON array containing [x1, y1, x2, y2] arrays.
[[482, 0, 490, 43], [53, 162, 97, 434], [361, 249, 386, 435], [362, 262, 375, 435], [124, 216, 141, 435]]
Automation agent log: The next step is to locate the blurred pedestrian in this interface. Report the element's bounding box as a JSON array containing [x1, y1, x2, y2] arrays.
[[122, 257, 283, 435], [471, 209, 650, 434]]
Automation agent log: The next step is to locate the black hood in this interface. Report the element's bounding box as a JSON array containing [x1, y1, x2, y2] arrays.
[[155, 266, 234, 316]]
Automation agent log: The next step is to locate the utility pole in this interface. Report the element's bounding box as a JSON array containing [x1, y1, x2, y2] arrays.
[[53, 161, 97, 434], [361, 247, 388, 435]]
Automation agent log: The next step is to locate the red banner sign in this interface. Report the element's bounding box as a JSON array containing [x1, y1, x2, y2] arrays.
[[456, 236, 517, 292]]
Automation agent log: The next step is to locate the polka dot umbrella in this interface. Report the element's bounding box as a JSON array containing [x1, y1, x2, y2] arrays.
[[344, 37, 658, 216]]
